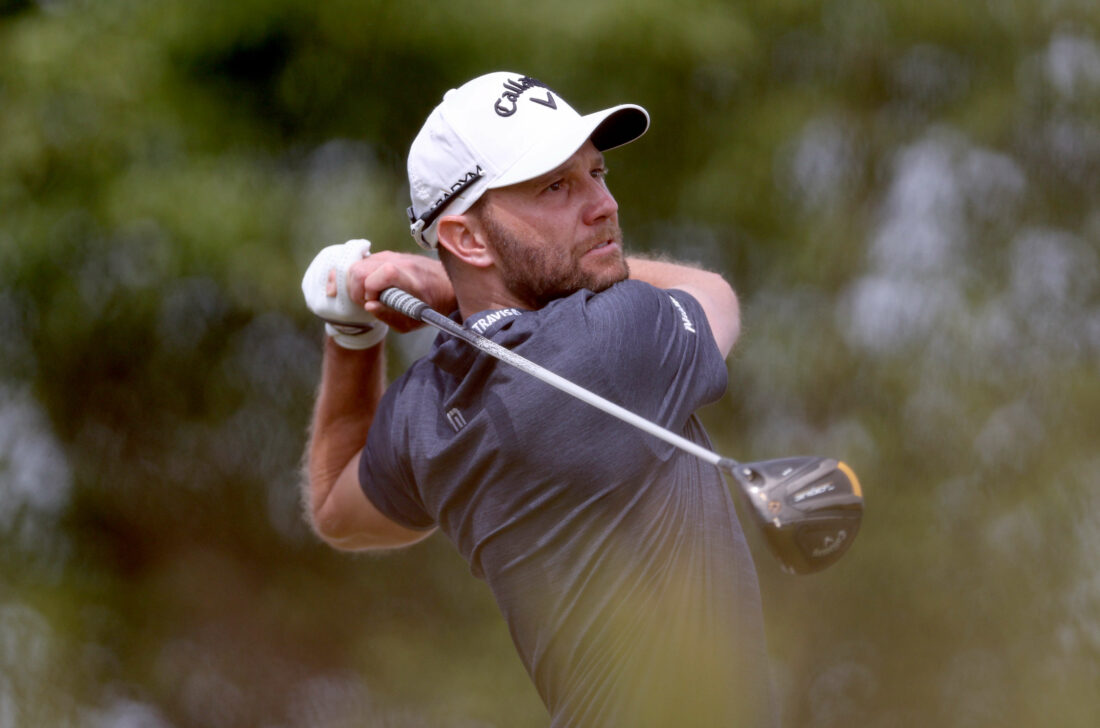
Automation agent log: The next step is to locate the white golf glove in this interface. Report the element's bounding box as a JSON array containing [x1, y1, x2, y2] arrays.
[[301, 239, 389, 349]]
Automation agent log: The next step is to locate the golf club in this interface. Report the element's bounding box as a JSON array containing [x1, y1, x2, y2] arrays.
[[378, 287, 863, 574]]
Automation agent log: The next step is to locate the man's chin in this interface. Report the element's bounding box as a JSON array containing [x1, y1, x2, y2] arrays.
[[587, 259, 630, 293], [587, 273, 627, 295], [502, 257, 629, 308]]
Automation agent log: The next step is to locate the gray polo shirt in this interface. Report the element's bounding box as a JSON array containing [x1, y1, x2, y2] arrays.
[[363, 280, 775, 727]]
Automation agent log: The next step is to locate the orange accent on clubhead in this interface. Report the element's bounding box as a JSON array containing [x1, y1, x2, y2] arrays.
[[837, 461, 862, 499]]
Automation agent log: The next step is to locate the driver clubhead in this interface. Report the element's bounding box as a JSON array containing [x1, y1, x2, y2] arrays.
[[730, 456, 863, 575]]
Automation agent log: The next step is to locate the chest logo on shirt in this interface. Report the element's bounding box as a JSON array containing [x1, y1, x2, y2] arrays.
[[445, 408, 467, 432], [668, 296, 697, 334]]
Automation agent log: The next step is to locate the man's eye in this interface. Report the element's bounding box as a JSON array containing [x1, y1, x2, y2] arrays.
[[546, 181, 564, 192], [592, 167, 608, 179]]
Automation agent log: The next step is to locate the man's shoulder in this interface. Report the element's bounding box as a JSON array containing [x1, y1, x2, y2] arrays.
[[544, 279, 677, 315], [562, 279, 701, 324], [516, 282, 705, 359]]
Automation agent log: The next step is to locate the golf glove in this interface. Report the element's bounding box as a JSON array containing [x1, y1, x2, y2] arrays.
[[302, 239, 389, 350]]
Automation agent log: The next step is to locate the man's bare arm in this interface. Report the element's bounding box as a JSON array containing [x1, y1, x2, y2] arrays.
[[302, 252, 455, 551], [303, 339, 435, 550], [626, 255, 741, 357]]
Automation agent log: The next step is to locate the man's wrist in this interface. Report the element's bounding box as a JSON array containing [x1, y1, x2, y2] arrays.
[[325, 321, 389, 350]]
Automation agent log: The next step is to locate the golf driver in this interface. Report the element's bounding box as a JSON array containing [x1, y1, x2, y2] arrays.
[[379, 287, 863, 574]]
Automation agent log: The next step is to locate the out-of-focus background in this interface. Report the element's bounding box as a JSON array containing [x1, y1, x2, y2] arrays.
[[2, 0, 1098, 725]]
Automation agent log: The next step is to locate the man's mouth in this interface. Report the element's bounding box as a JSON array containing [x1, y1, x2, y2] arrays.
[[578, 224, 624, 259], [584, 233, 621, 255]]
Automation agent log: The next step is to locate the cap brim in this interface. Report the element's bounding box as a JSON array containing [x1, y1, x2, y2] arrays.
[[590, 104, 650, 152], [490, 104, 649, 190]]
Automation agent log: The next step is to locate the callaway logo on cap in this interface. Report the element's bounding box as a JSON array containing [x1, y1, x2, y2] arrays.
[[406, 71, 650, 249]]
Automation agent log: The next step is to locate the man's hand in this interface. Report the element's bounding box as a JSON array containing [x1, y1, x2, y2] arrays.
[[302, 239, 390, 349], [303, 241, 458, 341], [348, 250, 457, 333]]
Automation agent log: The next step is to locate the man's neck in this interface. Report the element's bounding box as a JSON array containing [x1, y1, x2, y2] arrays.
[[452, 270, 532, 320]]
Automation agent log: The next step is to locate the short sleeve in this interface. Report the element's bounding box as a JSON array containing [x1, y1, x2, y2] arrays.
[[579, 281, 728, 430]]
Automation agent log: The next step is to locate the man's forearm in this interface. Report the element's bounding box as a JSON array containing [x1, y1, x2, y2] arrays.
[[304, 338, 386, 522], [626, 254, 726, 292]]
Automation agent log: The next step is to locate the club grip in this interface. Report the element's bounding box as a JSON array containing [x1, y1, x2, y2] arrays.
[[380, 287, 428, 321]]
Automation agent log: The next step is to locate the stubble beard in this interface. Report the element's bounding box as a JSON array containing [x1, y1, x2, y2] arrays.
[[483, 213, 630, 309]]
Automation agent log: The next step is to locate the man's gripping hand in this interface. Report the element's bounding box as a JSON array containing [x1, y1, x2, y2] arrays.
[[303, 240, 457, 343], [302, 239, 389, 349]]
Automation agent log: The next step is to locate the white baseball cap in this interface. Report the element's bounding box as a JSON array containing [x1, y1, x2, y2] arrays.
[[406, 71, 650, 249]]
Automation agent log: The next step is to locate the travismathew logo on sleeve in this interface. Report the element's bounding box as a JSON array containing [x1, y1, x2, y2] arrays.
[[494, 76, 558, 117]]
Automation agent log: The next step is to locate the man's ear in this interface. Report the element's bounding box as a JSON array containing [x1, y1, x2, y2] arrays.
[[436, 213, 494, 268]]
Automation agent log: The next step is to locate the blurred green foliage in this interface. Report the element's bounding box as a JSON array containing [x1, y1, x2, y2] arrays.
[[2, 0, 1099, 726]]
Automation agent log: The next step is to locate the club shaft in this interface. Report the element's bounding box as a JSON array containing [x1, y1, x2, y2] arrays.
[[381, 287, 740, 474]]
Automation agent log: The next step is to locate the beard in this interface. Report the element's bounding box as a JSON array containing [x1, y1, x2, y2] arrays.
[[482, 212, 630, 309]]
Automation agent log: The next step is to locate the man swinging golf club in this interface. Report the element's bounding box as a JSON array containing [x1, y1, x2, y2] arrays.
[[301, 71, 778, 726]]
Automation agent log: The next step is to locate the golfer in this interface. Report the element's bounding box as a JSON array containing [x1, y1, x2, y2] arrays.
[[301, 71, 776, 727]]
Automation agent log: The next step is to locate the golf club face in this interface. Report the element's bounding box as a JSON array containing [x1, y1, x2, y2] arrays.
[[731, 457, 863, 575]]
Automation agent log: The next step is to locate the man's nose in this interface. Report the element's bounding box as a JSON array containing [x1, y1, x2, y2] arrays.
[[582, 177, 618, 225]]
